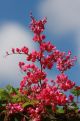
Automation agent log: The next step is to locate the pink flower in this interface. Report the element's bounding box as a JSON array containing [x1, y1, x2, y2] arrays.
[[7, 14, 77, 121], [30, 15, 47, 35], [21, 46, 29, 54], [56, 73, 75, 91], [6, 103, 23, 114], [57, 51, 77, 72]]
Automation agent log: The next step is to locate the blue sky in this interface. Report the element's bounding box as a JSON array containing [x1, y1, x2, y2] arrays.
[[0, 0, 80, 87]]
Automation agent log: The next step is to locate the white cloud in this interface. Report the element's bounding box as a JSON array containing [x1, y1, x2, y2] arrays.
[[38, 0, 80, 33], [0, 22, 35, 87]]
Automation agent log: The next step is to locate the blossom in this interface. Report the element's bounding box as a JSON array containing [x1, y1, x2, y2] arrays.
[[40, 41, 56, 52], [6, 103, 23, 114], [27, 51, 44, 62], [6, 14, 78, 121], [21, 46, 29, 54], [57, 51, 77, 72], [30, 15, 47, 35], [11, 46, 29, 55], [27, 104, 44, 121], [56, 73, 75, 91], [33, 34, 46, 42]]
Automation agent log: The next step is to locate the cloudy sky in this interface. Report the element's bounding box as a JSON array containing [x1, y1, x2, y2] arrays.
[[0, 0, 80, 87]]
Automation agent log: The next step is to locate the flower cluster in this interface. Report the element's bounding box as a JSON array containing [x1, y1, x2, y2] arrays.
[[56, 73, 75, 91], [30, 14, 47, 42], [12, 46, 29, 55], [27, 104, 45, 121], [6, 15, 77, 121], [19, 64, 46, 93], [27, 51, 44, 62], [6, 103, 23, 114], [57, 51, 77, 73], [40, 41, 56, 52], [36, 83, 68, 106]]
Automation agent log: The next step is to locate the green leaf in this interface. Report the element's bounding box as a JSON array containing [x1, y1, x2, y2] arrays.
[[22, 102, 32, 108], [22, 99, 38, 108], [5, 85, 18, 94], [0, 88, 10, 101], [56, 108, 64, 113], [71, 87, 80, 96], [14, 117, 19, 121]]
